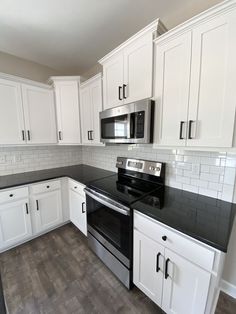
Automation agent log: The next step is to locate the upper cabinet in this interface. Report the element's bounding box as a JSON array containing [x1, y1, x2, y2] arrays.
[[80, 74, 103, 145], [0, 75, 57, 145], [50, 77, 81, 145], [154, 2, 236, 148], [99, 19, 167, 110]]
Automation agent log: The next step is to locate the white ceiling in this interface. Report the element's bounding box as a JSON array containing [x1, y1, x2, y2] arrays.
[[0, 0, 221, 74]]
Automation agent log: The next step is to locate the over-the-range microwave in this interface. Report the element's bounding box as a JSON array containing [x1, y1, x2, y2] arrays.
[[100, 99, 154, 144]]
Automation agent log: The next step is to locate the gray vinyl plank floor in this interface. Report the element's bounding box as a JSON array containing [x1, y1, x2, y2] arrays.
[[0, 223, 235, 314]]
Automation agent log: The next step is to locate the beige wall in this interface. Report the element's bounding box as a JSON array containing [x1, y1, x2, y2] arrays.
[[0, 51, 62, 83]]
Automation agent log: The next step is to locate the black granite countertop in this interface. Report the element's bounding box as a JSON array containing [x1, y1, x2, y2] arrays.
[[0, 164, 114, 190], [132, 186, 236, 252]]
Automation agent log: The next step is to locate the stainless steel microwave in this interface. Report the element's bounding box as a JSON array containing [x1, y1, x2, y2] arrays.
[[100, 99, 154, 144]]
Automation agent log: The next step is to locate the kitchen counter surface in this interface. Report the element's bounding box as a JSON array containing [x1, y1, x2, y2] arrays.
[[0, 164, 115, 190], [132, 186, 236, 252]]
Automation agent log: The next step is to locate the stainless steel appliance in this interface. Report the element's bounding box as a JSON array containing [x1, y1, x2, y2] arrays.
[[99, 99, 154, 144], [84, 157, 165, 289]]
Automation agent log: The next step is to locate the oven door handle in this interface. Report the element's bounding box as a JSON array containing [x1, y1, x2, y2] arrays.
[[84, 188, 130, 216]]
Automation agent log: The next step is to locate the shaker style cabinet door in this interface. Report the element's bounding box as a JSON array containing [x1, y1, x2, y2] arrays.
[[90, 78, 103, 144], [187, 12, 236, 147], [80, 85, 93, 144], [102, 52, 124, 110], [21, 84, 57, 144], [123, 32, 153, 104], [32, 190, 63, 234], [162, 248, 211, 314], [0, 199, 32, 250], [69, 189, 87, 236], [133, 230, 164, 307], [54, 81, 81, 144], [0, 78, 26, 145], [154, 32, 192, 146]]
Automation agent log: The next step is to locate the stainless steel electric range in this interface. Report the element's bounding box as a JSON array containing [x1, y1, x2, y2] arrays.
[[84, 157, 165, 289]]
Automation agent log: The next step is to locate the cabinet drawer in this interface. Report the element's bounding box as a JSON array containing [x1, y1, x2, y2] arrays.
[[0, 187, 28, 204], [31, 180, 61, 194], [134, 211, 215, 272], [68, 179, 85, 196]]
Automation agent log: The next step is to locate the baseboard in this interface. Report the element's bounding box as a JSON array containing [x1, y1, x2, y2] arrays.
[[220, 279, 236, 299]]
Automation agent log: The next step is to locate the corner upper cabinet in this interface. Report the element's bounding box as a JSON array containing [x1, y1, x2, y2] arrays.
[[154, 3, 236, 148], [100, 19, 166, 110], [21, 84, 57, 144], [80, 74, 103, 145], [0, 78, 25, 145], [50, 77, 81, 145]]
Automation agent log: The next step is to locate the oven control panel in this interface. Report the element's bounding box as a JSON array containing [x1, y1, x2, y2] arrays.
[[116, 157, 163, 177]]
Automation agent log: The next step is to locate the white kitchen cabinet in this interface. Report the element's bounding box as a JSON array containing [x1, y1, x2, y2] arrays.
[[0, 187, 32, 250], [31, 181, 63, 234], [154, 32, 192, 146], [133, 211, 223, 314], [162, 248, 211, 314], [100, 19, 166, 110], [154, 2, 236, 148], [21, 84, 57, 144], [0, 78, 26, 145], [69, 180, 87, 236], [80, 74, 103, 145], [51, 77, 81, 144], [133, 229, 164, 307]]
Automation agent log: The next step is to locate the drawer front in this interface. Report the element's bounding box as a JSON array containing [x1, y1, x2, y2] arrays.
[[134, 211, 215, 272], [31, 180, 61, 194], [0, 187, 28, 204], [68, 179, 85, 196]]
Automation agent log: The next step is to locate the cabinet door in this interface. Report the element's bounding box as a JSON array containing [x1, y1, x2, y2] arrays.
[[154, 32, 192, 146], [102, 53, 124, 109], [0, 199, 32, 250], [33, 190, 62, 234], [90, 78, 103, 144], [187, 12, 236, 147], [22, 84, 57, 144], [55, 81, 81, 144], [0, 78, 26, 145], [80, 85, 93, 144], [162, 249, 211, 314], [124, 32, 153, 104], [69, 189, 87, 236], [133, 230, 164, 307]]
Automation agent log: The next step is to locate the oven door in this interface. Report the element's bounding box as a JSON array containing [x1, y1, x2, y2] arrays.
[[85, 188, 131, 268]]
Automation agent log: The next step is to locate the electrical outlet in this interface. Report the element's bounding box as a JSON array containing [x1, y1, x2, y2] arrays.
[[0, 155, 6, 164], [192, 163, 200, 176]]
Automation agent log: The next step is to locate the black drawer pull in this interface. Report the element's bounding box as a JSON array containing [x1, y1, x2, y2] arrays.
[[36, 200, 39, 211], [58, 131, 62, 141], [46, 185, 50, 189], [165, 258, 170, 279], [123, 84, 127, 99], [188, 120, 194, 139], [179, 121, 185, 139], [118, 86, 122, 100], [156, 252, 161, 273], [162, 235, 167, 241], [82, 202, 86, 213], [25, 203, 29, 214], [9, 194, 14, 197], [27, 130, 31, 141], [22, 130, 25, 141], [74, 186, 77, 189]]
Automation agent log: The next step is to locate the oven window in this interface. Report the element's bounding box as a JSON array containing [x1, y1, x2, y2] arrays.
[[86, 196, 130, 259], [101, 114, 129, 139]]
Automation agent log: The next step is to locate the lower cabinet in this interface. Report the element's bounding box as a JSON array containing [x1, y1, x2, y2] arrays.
[[133, 211, 220, 314], [69, 180, 87, 236], [0, 197, 32, 250]]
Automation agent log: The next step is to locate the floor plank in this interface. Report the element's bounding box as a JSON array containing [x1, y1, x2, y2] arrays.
[[0, 224, 235, 314]]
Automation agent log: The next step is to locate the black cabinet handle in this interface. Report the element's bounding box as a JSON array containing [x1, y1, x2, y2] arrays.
[[25, 203, 29, 214], [156, 252, 161, 272], [118, 86, 122, 100], [179, 121, 185, 140], [58, 131, 62, 141], [188, 120, 194, 139], [123, 84, 127, 99], [74, 186, 77, 189], [9, 194, 14, 197], [82, 202, 86, 213], [27, 130, 31, 141], [165, 258, 170, 279], [46, 185, 50, 189], [36, 200, 39, 211], [22, 130, 25, 141], [162, 235, 167, 241], [90, 130, 93, 141], [87, 131, 90, 140]]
